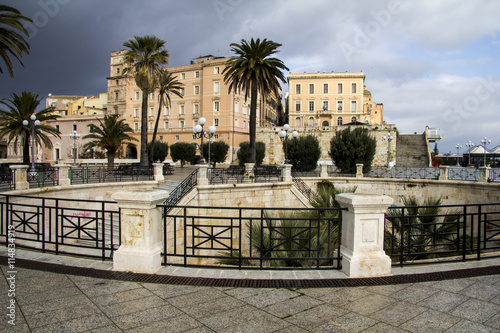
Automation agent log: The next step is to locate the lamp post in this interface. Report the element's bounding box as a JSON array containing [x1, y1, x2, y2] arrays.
[[206, 126, 216, 168], [455, 144, 462, 166], [481, 137, 491, 167], [466, 141, 474, 166], [22, 114, 40, 173], [277, 124, 298, 164], [382, 133, 393, 168], [192, 117, 217, 167], [69, 130, 81, 166]]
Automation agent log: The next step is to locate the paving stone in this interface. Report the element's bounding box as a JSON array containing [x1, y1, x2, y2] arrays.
[[87, 325, 123, 333], [450, 298, 499, 323], [314, 312, 378, 332], [416, 290, 469, 312], [443, 319, 500, 333], [90, 287, 155, 306], [197, 304, 264, 331], [219, 315, 290, 333], [399, 310, 461, 333], [484, 311, 500, 330], [274, 325, 310, 333], [31, 313, 113, 333], [340, 293, 396, 315], [459, 281, 500, 301], [20, 293, 95, 316], [14, 285, 82, 305], [389, 284, 439, 304], [361, 322, 410, 333], [72, 279, 141, 297], [284, 304, 349, 330], [241, 288, 300, 308], [24, 303, 101, 328], [319, 287, 371, 307], [98, 295, 167, 318], [112, 304, 185, 330], [181, 295, 247, 318], [142, 283, 204, 299], [363, 283, 410, 296], [223, 286, 271, 299], [369, 301, 427, 326], [431, 278, 476, 293], [122, 314, 204, 332], [263, 295, 323, 318], [490, 294, 500, 305], [165, 287, 227, 308]]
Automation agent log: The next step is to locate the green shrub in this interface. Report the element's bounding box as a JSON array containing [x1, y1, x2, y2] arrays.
[[147, 141, 169, 163], [286, 134, 321, 171], [170, 142, 195, 167], [329, 127, 376, 173], [237, 141, 265, 165], [202, 141, 229, 168]]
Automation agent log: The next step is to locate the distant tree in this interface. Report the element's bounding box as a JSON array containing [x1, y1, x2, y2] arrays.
[[0, 5, 32, 77], [202, 141, 229, 168], [286, 134, 321, 172], [433, 143, 439, 155], [329, 127, 376, 174], [170, 142, 195, 167], [237, 141, 265, 165], [147, 141, 169, 163], [0, 91, 60, 164], [83, 115, 137, 168]]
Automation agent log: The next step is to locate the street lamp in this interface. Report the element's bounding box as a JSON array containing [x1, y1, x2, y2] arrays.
[[69, 130, 81, 166], [455, 144, 462, 166], [466, 141, 474, 166], [206, 126, 216, 168], [382, 133, 393, 168], [192, 117, 217, 167], [481, 137, 491, 167], [22, 114, 40, 173], [277, 124, 298, 164]]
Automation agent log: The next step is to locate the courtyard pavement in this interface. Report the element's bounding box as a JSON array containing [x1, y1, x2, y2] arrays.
[[1, 248, 499, 332]]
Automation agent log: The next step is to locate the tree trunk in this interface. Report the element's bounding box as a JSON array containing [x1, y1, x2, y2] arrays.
[[149, 94, 163, 164], [23, 134, 30, 165], [140, 91, 149, 166], [249, 81, 258, 164], [107, 152, 115, 169]]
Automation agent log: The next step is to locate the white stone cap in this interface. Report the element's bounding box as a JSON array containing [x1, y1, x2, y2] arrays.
[[112, 190, 169, 207], [336, 193, 393, 213]]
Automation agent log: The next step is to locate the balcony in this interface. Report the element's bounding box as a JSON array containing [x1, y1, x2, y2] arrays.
[[192, 112, 199, 119]]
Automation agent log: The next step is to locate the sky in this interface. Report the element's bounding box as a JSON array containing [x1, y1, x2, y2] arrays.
[[1, 0, 500, 155]]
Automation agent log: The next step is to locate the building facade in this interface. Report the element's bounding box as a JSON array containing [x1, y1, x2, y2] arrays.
[[287, 71, 384, 128]]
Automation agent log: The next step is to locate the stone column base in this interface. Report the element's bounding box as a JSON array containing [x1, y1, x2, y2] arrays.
[[341, 247, 391, 278], [113, 244, 163, 274]]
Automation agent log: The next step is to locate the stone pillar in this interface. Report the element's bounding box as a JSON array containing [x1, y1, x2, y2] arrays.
[[112, 190, 169, 274], [320, 164, 328, 178], [283, 164, 292, 182], [356, 164, 364, 178], [153, 163, 164, 182], [439, 166, 449, 181], [10, 165, 29, 190], [479, 166, 490, 183], [244, 163, 255, 178], [56, 164, 71, 186], [197, 164, 209, 186], [336, 193, 393, 278]]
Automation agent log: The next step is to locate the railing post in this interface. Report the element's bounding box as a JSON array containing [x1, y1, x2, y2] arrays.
[[439, 165, 449, 180], [479, 166, 490, 183], [356, 164, 364, 178], [112, 190, 169, 273], [336, 193, 393, 277], [320, 164, 328, 178], [283, 164, 292, 182], [244, 163, 255, 178], [197, 164, 209, 186], [153, 163, 164, 182], [9, 165, 29, 190], [56, 164, 71, 186]]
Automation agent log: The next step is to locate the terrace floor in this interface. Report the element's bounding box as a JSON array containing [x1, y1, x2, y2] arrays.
[[1, 248, 499, 332]]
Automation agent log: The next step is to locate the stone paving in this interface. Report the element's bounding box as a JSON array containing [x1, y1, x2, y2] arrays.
[[1, 249, 499, 332]]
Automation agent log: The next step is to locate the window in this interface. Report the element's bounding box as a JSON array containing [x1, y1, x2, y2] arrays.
[[180, 87, 185, 96], [351, 101, 357, 111], [192, 135, 196, 140], [323, 83, 329, 94], [164, 122, 169, 129], [323, 101, 328, 110], [73, 124, 77, 131], [175, 135, 179, 140], [180, 120, 185, 128], [214, 101, 220, 112], [151, 92, 154, 100], [214, 134, 219, 140], [322, 120, 330, 126], [243, 120, 246, 129], [351, 83, 357, 93], [214, 66, 220, 74], [195, 71, 200, 78], [55, 125, 59, 132], [295, 101, 301, 112], [295, 84, 301, 94], [116, 79, 119, 85], [55, 148, 60, 160], [337, 117, 343, 126], [214, 82, 220, 93], [351, 116, 357, 123], [308, 117, 314, 126], [338, 83, 343, 93], [115, 92, 119, 100], [150, 107, 154, 117], [337, 101, 343, 111], [194, 85, 199, 95], [135, 91, 140, 100], [235, 119, 238, 127], [194, 104, 199, 114], [134, 123, 138, 130], [309, 84, 314, 94], [181, 73, 185, 80], [150, 122, 153, 130], [295, 117, 301, 127], [309, 101, 315, 112], [134, 108, 139, 117], [159, 136, 163, 141], [214, 118, 219, 126], [164, 107, 169, 116], [180, 105, 184, 115], [116, 68, 120, 74]]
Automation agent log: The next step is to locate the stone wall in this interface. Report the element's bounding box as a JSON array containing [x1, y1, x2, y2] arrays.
[[257, 124, 398, 167]]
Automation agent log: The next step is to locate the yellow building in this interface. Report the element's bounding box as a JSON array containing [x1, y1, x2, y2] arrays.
[[287, 71, 384, 127], [107, 51, 282, 162]]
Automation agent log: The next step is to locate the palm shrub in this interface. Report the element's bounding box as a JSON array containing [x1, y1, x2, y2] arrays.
[[286, 134, 321, 172], [384, 196, 467, 262], [329, 127, 376, 174], [237, 141, 265, 165]]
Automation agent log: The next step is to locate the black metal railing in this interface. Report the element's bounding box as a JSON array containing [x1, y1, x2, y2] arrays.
[[327, 165, 356, 177], [0, 167, 13, 191], [292, 169, 321, 178], [208, 166, 245, 184], [292, 171, 317, 203], [367, 167, 439, 179], [385, 203, 500, 266], [163, 169, 198, 211], [0, 194, 120, 260], [27, 167, 59, 188], [448, 167, 480, 181], [161, 205, 344, 270], [253, 165, 283, 182], [70, 166, 154, 184]]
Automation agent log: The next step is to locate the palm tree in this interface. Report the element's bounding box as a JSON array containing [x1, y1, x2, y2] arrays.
[[122, 35, 169, 166], [223, 38, 288, 163], [83, 115, 137, 168], [0, 5, 32, 77], [0, 91, 60, 164], [150, 70, 183, 163]]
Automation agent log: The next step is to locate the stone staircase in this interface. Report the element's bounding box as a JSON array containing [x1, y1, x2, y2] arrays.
[[396, 134, 430, 167]]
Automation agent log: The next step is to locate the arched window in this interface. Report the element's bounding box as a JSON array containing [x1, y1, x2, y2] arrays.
[[351, 116, 357, 123], [322, 120, 329, 126], [337, 117, 343, 126], [295, 116, 301, 127], [308, 117, 314, 127]]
